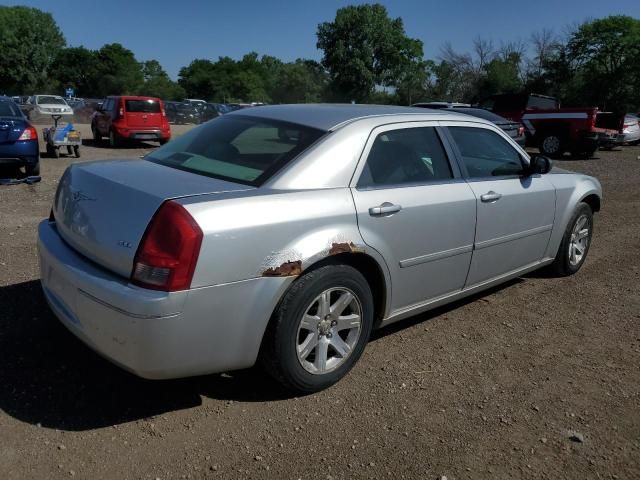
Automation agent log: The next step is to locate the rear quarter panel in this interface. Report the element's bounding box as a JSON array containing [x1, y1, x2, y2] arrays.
[[180, 188, 391, 293]]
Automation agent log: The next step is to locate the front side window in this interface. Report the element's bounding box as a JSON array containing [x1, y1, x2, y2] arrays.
[[448, 126, 524, 178], [146, 115, 325, 186], [358, 127, 453, 188]]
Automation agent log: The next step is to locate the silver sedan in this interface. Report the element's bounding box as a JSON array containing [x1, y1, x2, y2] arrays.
[[38, 104, 602, 392]]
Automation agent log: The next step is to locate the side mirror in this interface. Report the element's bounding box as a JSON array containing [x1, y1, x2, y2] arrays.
[[529, 155, 553, 175]]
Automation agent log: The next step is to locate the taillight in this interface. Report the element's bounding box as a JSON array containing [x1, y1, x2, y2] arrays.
[[18, 126, 38, 141], [131, 201, 203, 291], [119, 107, 124, 117], [518, 125, 525, 136]]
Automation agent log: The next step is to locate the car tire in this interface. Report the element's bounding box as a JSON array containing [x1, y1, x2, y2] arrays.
[[540, 134, 563, 157], [91, 124, 101, 144], [550, 202, 594, 276], [159, 139, 168, 146], [260, 264, 374, 393], [25, 161, 40, 176], [109, 130, 121, 148]]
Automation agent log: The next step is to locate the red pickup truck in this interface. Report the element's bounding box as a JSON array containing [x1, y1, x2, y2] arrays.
[[482, 93, 621, 157]]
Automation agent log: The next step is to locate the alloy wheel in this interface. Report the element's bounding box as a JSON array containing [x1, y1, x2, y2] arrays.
[[569, 214, 590, 266], [296, 287, 362, 375]]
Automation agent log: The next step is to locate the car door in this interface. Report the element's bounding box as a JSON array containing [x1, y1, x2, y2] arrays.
[[350, 123, 477, 313], [443, 123, 556, 286]]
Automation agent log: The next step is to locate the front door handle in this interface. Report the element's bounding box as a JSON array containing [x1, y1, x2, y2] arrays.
[[369, 202, 402, 217], [480, 191, 502, 203]]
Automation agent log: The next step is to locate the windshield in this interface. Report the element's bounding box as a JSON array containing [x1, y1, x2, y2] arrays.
[[0, 100, 23, 117], [37, 96, 67, 105], [146, 115, 325, 186]]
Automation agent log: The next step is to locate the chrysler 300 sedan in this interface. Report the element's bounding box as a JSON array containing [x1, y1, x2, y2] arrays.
[[38, 104, 601, 392]]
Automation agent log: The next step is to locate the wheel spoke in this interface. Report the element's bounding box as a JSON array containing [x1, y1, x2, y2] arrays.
[[570, 244, 577, 264], [577, 228, 589, 240], [298, 333, 317, 360], [335, 314, 361, 331], [318, 291, 331, 318], [314, 337, 329, 372], [300, 314, 318, 332], [330, 334, 351, 358], [330, 291, 354, 316]]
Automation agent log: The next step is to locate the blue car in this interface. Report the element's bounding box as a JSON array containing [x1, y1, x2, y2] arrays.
[[0, 96, 40, 175]]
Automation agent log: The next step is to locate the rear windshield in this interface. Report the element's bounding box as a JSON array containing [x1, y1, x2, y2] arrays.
[[125, 99, 161, 113], [450, 108, 508, 122], [527, 95, 558, 109], [146, 115, 326, 186], [0, 100, 23, 117], [37, 96, 66, 105]]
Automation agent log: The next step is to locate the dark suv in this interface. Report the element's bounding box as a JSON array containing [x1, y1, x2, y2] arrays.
[[91, 96, 171, 147]]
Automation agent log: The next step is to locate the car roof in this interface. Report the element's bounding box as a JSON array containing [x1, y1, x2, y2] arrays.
[[230, 103, 455, 131]]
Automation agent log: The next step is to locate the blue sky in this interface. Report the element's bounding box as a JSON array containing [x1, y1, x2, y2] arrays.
[[3, 0, 640, 78]]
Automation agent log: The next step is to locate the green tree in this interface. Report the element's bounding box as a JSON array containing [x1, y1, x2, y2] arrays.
[[53, 47, 99, 97], [0, 6, 65, 94], [567, 15, 640, 111], [272, 60, 327, 103], [94, 43, 144, 97], [178, 59, 216, 99], [317, 3, 424, 102], [140, 60, 185, 100]]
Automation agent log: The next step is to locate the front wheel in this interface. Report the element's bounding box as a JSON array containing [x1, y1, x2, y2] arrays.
[[260, 265, 374, 393], [550, 202, 594, 276]]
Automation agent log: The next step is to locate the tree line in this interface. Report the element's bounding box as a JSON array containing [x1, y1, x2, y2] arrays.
[[1, 4, 638, 112]]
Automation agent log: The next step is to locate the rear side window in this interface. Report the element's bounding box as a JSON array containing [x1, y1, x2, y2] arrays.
[[146, 115, 325, 186], [0, 100, 22, 117], [448, 126, 524, 178], [358, 127, 453, 188], [125, 99, 161, 113]]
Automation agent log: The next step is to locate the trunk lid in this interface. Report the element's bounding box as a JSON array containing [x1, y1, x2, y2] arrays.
[[0, 118, 26, 143], [53, 159, 253, 278]]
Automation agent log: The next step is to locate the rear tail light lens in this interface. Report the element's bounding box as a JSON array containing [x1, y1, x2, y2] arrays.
[[18, 126, 38, 141], [118, 107, 124, 118], [518, 125, 525, 136], [131, 201, 203, 291]]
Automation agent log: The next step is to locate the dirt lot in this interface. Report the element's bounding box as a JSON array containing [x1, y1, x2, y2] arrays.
[[0, 124, 639, 480]]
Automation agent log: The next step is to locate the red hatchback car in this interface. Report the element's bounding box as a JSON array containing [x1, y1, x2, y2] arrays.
[[91, 96, 171, 147]]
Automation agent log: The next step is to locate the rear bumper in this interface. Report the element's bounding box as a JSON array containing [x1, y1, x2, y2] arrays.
[[0, 141, 39, 166], [113, 126, 171, 141], [580, 131, 622, 149], [38, 220, 291, 379]]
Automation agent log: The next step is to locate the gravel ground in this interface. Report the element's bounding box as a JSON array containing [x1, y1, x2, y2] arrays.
[[0, 125, 639, 480]]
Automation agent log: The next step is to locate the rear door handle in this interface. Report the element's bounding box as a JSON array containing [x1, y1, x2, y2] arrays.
[[480, 191, 502, 203], [369, 202, 402, 217]]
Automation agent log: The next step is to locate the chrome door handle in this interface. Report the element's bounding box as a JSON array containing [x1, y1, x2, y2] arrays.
[[369, 202, 402, 217], [480, 191, 502, 203]]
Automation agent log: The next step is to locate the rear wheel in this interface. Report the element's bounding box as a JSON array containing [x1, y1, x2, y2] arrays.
[[109, 129, 121, 148], [260, 265, 374, 393], [540, 134, 563, 157], [550, 202, 593, 276], [25, 161, 40, 176], [91, 124, 101, 144]]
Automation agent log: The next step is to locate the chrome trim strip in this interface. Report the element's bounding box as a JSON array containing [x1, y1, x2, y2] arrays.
[[77, 288, 181, 320], [474, 224, 553, 250], [399, 244, 473, 268]]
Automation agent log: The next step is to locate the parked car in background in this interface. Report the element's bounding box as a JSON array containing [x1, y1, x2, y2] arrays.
[[29, 95, 74, 119], [91, 96, 170, 147], [483, 93, 621, 157], [164, 101, 200, 124], [199, 103, 220, 122], [412, 104, 526, 147], [39, 104, 601, 393], [621, 114, 640, 145], [0, 96, 40, 175]]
